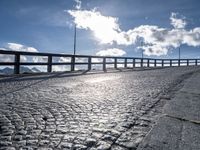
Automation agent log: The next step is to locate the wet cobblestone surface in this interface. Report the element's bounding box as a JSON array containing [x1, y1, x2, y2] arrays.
[[0, 67, 199, 150]]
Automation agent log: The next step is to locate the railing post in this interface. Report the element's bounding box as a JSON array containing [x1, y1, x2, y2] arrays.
[[147, 59, 150, 67], [47, 55, 52, 73], [170, 60, 172, 67], [71, 56, 75, 71], [178, 59, 180, 67], [133, 58, 135, 68], [14, 53, 20, 74], [88, 57, 92, 70], [195, 59, 197, 66], [141, 58, 143, 67], [162, 60, 164, 67], [114, 58, 117, 69], [154, 59, 156, 67], [124, 58, 127, 68], [103, 57, 106, 71], [187, 59, 189, 66]]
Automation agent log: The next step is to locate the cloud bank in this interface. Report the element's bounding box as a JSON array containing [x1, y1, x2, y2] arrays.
[[68, 9, 200, 56], [6, 42, 38, 53], [68, 9, 121, 44], [0, 43, 40, 62], [96, 48, 126, 56]]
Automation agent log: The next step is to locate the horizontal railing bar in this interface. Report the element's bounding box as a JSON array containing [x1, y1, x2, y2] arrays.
[[73, 62, 89, 65], [20, 62, 48, 65], [0, 62, 15, 65], [51, 62, 72, 65], [91, 62, 104, 65]]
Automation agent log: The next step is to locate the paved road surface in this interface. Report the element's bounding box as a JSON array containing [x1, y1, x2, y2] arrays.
[[0, 67, 199, 150]]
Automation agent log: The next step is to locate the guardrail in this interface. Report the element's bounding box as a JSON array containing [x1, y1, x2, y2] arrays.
[[0, 50, 200, 74]]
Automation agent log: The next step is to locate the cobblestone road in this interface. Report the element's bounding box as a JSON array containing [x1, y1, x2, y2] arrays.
[[0, 67, 200, 150]]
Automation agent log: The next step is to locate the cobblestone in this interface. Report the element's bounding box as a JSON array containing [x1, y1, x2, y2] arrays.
[[0, 67, 199, 149]]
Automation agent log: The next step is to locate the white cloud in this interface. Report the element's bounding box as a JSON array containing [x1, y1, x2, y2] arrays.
[[0, 53, 14, 62], [74, 0, 82, 10], [141, 45, 168, 56], [183, 27, 200, 46], [68, 9, 121, 44], [6, 42, 38, 52], [68, 9, 200, 56], [96, 48, 126, 56], [0, 43, 48, 63], [52, 65, 70, 72], [170, 12, 187, 29], [0, 43, 39, 62], [58, 57, 71, 62], [6, 43, 46, 62]]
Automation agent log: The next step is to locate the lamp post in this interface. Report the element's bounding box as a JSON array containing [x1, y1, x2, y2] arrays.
[[141, 41, 144, 59], [71, 24, 77, 71], [73, 24, 77, 55], [178, 45, 181, 66], [142, 49, 144, 59], [141, 41, 144, 67]]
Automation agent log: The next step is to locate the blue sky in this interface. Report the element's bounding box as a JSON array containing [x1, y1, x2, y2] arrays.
[[0, 0, 200, 59]]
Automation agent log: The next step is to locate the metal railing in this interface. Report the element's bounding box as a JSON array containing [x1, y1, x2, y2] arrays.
[[0, 50, 200, 74]]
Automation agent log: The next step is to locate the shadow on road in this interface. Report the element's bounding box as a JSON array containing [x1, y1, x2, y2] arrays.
[[0, 67, 167, 83], [0, 67, 173, 96]]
